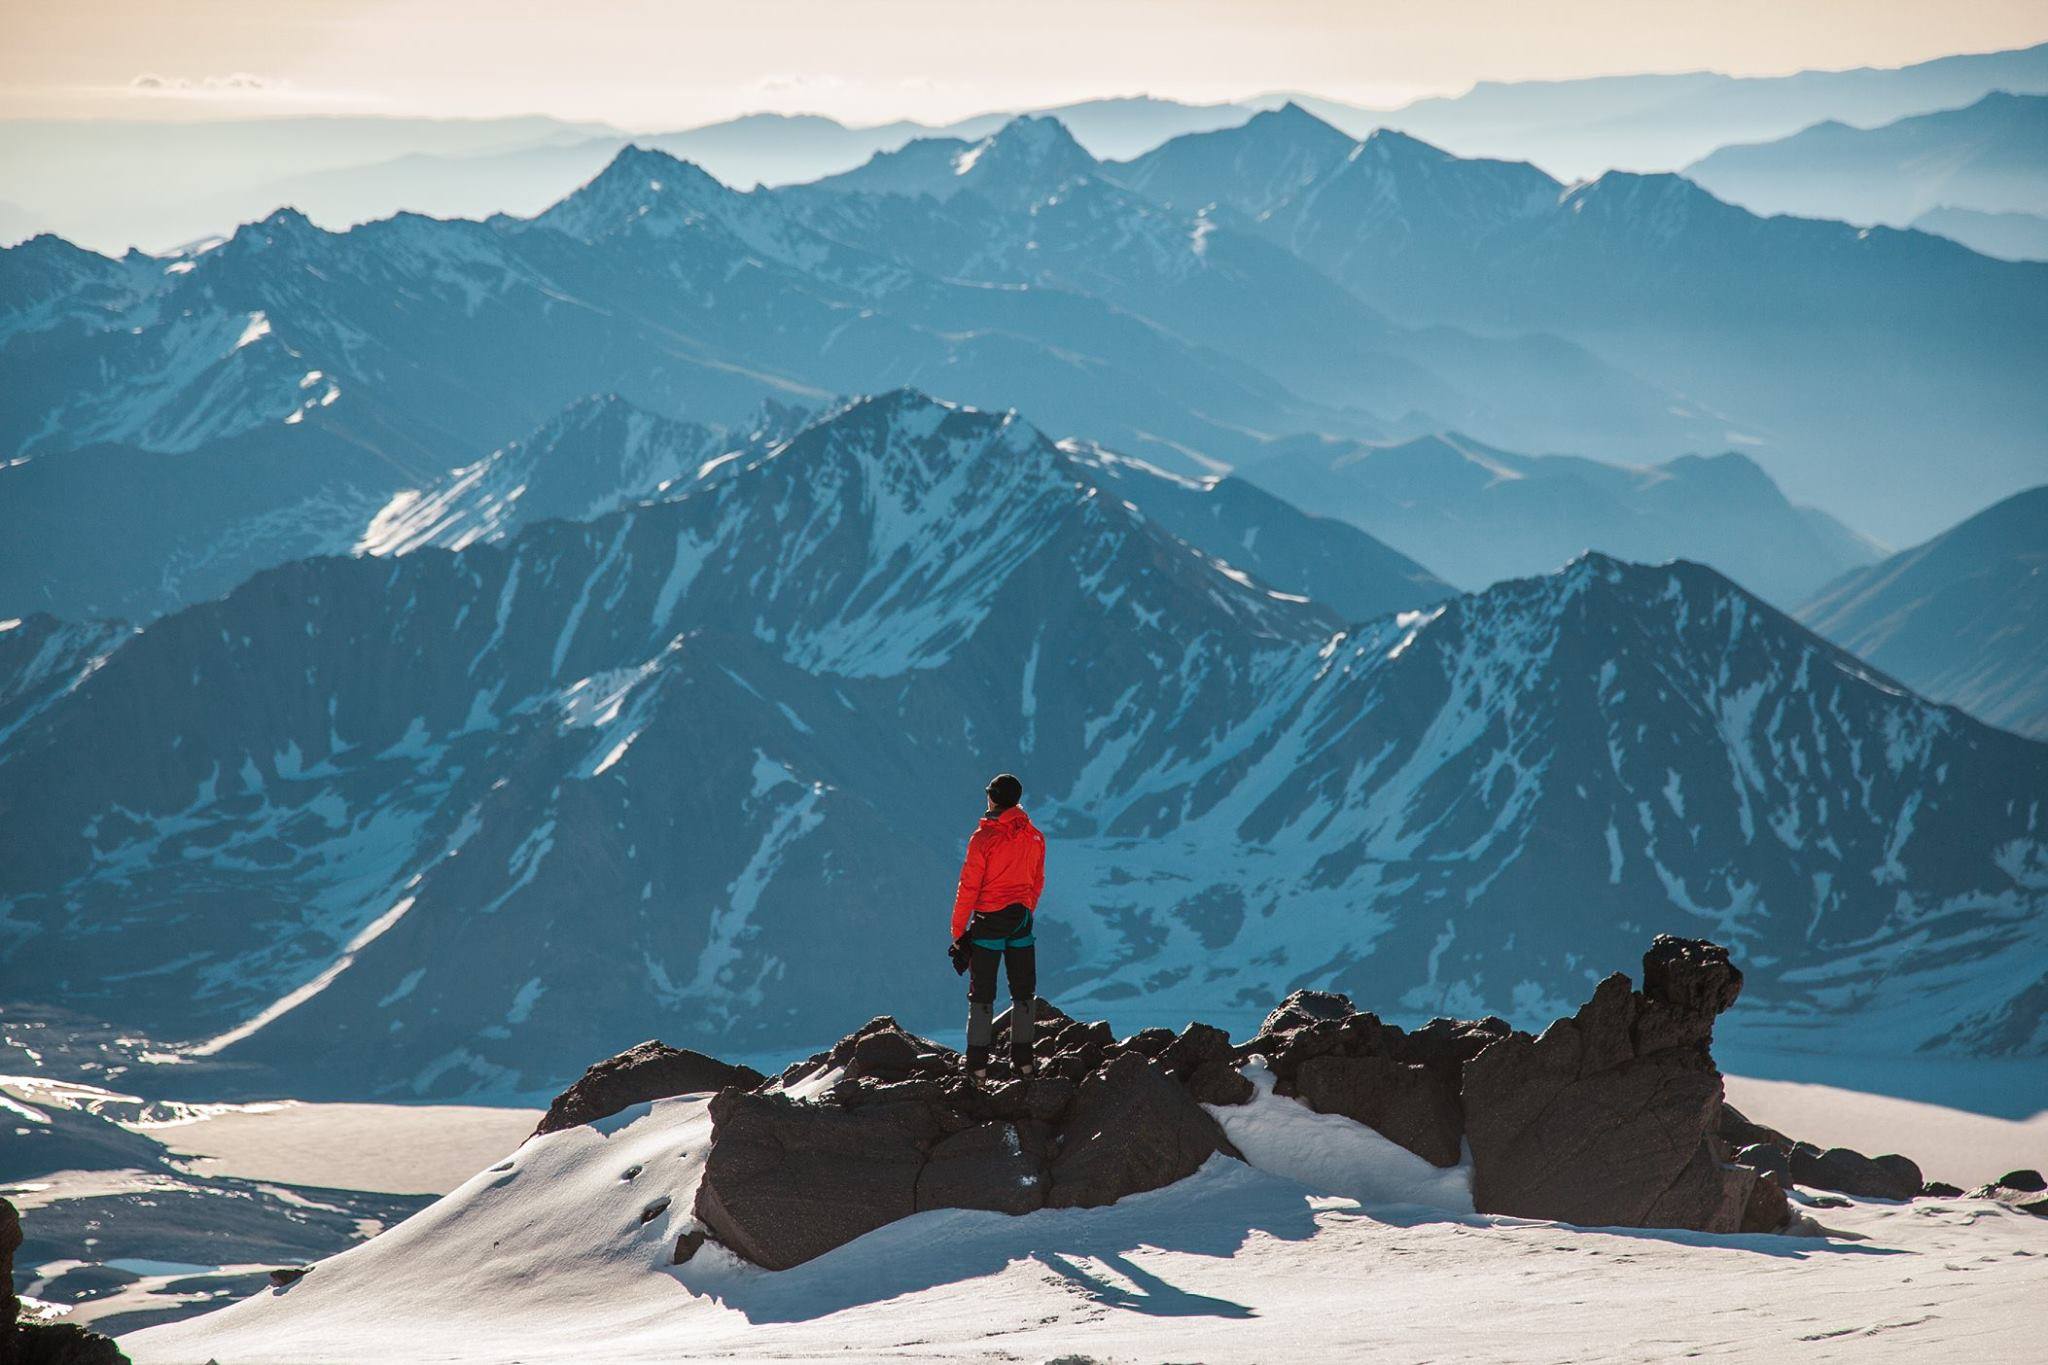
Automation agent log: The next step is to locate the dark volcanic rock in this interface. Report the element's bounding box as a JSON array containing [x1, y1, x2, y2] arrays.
[[1257, 989, 1356, 1038], [1740, 1169, 1791, 1233], [4, 1197, 18, 1364], [16, 1323, 130, 1364], [693, 1089, 940, 1270], [266, 1266, 308, 1288], [1968, 1169, 2048, 1216], [1716, 1102, 1795, 1154], [1291, 1053, 1463, 1167], [1461, 938, 1748, 1230], [534, 1040, 765, 1136], [661, 936, 1781, 1268], [671, 1229, 705, 1264], [1733, 1141, 1792, 1187], [5, 1197, 131, 1365], [917, 1121, 1053, 1215], [1046, 1054, 1239, 1209], [1921, 1180, 1965, 1198], [1157, 1022, 1255, 1106], [1787, 1145, 1923, 1201]]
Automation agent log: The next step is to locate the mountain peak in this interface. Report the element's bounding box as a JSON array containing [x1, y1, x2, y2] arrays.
[[531, 144, 734, 241], [952, 115, 1098, 194], [1354, 126, 1456, 164]]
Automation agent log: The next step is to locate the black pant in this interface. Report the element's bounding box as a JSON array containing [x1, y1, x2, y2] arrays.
[[964, 904, 1036, 1007], [967, 940, 1037, 1008]]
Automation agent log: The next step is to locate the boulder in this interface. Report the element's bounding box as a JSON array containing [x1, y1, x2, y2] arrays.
[[692, 1089, 940, 1270], [1733, 1141, 1791, 1187], [1156, 1022, 1254, 1107], [5, 1197, 131, 1365], [916, 1121, 1053, 1215], [1257, 989, 1356, 1039], [1787, 1145, 1923, 1201], [1968, 1169, 2048, 1217], [533, 1040, 764, 1136], [1716, 1102, 1795, 1154], [1921, 1180, 1965, 1198], [3, 1197, 18, 1364], [1046, 1054, 1239, 1209], [15, 1324, 130, 1365], [1290, 1053, 1463, 1168], [1461, 939, 1745, 1230], [671, 1229, 705, 1264], [1740, 1170, 1791, 1233]]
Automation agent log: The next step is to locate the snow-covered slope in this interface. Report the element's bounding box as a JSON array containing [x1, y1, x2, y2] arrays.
[[354, 396, 805, 558], [1799, 485, 2048, 740], [2, 392, 2040, 1099], [121, 1087, 2048, 1364]]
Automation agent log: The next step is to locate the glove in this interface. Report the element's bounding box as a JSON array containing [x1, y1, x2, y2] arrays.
[[948, 936, 972, 975]]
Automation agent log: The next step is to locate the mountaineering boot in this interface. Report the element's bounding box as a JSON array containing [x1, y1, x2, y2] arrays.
[[1009, 1042, 1035, 1078], [965, 999, 994, 1078]]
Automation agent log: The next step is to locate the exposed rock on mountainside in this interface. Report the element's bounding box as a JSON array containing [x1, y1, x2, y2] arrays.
[[532, 1040, 764, 1137], [3, 1197, 133, 1364], [1460, 937, 1751, 1229], [530, 937, 1822, 1270], [1968, 1169, 2048, 1217]]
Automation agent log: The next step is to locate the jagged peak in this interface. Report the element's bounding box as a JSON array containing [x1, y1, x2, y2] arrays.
[[1249, 100, 1350, 142], [1352, 126, 1457, 163], [531, 144, 735, 239], [953, 114, 1098, 188], [217, 206, 327, 257]]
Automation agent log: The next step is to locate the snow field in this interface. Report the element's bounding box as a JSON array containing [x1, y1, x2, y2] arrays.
[[126, 1076, 2048, 1363]]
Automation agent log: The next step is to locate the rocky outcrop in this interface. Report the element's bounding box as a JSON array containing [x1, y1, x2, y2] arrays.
[[1461, 938, 1753, 1231], [2, 1197, 131, 1365], [691, 1014, 1238, 1268], [533, 1040, 765, 1137], [1968, 1169, 2048, 1217], [523, 938, 1997, 1270], [694, 1089, 939, 1270], [1713, 1099, 1928, 1205], [2, 1199, 16, 1365], [1788, 1146, 1924, 1202], [1239, 991, 1509, 1169]]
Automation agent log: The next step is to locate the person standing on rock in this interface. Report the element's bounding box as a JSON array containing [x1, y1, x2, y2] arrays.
[[949, 772, 1045, 1080]]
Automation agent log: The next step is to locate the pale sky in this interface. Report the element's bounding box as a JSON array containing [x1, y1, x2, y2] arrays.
[[5, 0, 2046, 129]]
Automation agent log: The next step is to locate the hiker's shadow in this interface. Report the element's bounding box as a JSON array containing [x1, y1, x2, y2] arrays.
[[674, 1156, 1296, 1323], [1033, 1249, 1258, 1318]]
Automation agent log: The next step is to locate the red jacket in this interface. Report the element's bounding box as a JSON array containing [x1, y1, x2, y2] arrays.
[[950, 805, 1045, 938]]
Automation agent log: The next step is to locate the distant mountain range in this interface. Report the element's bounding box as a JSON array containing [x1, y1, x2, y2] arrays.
[[1801, 485, 2048, 740], [1236, 432, 1882, 608], [1112, 106, 2048, 542], [1909, 205, 2048, 261], [3, 393, 2041, 1101], [1339, 40, 2048, 178], [8, 102, 2041, 627], [9, 42, 2047, 254], [0, 97, 1272, 254], [4, 119, 1760, 622], [1685, 92, 2048, 227]]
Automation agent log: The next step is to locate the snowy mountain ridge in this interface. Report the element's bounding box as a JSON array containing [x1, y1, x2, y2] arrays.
[[2, 392, 2040, 1099]]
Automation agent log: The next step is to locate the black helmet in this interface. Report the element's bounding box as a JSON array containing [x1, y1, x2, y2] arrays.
[[985, 772, 1023, 809]]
